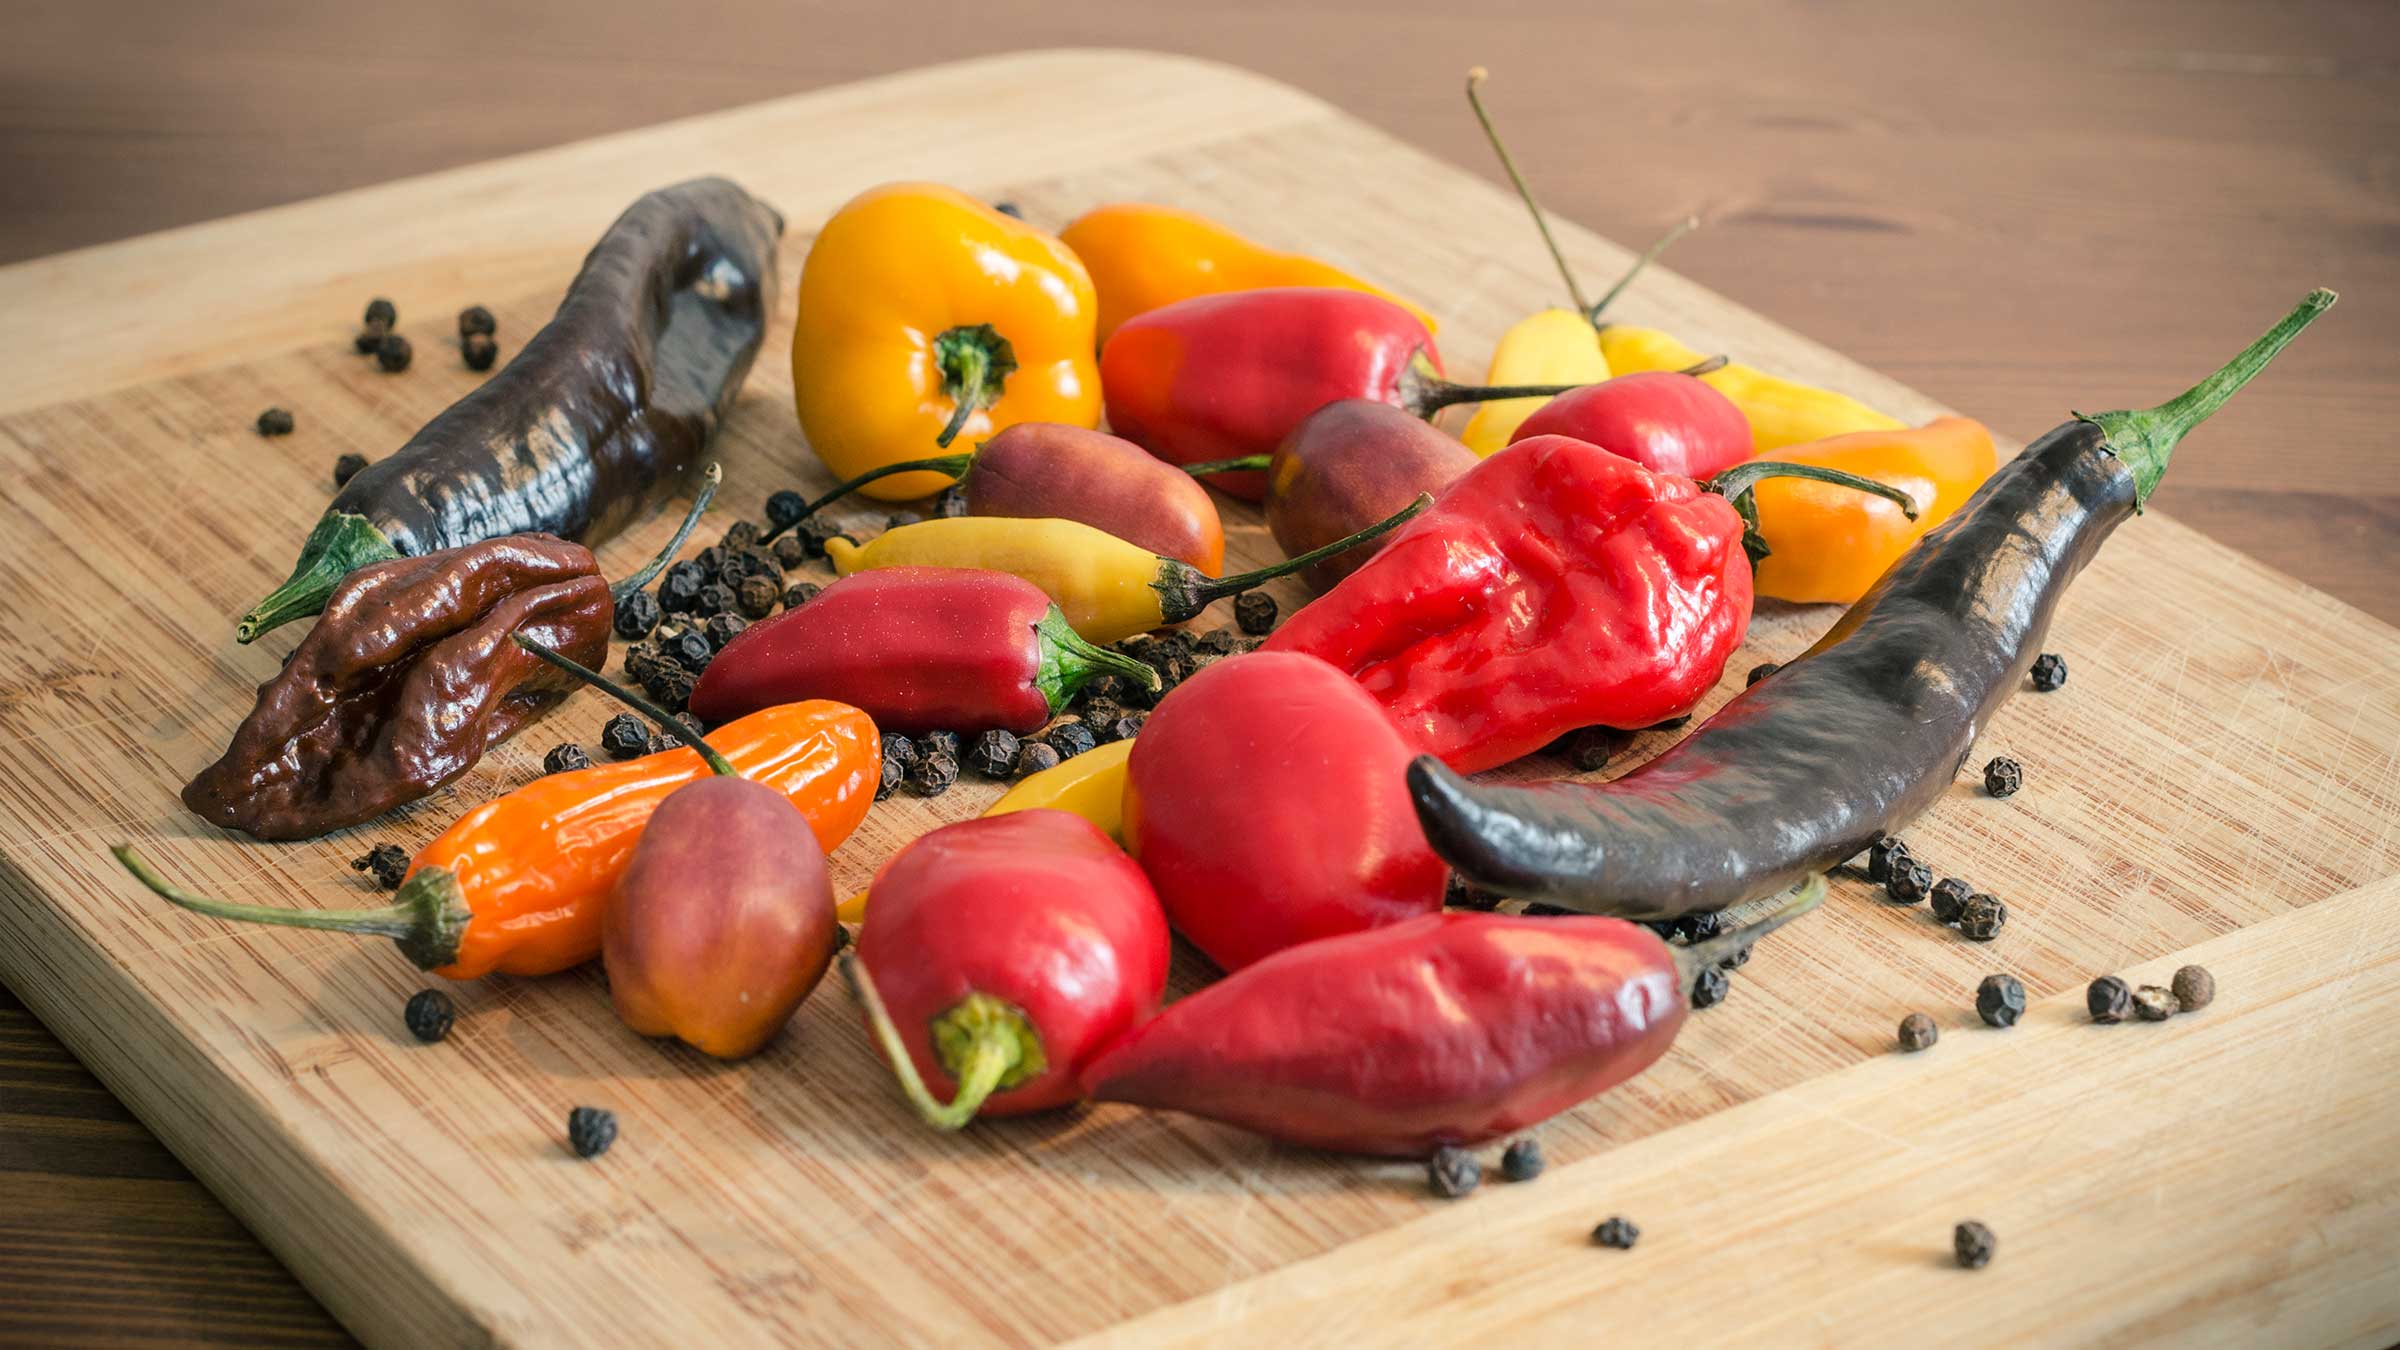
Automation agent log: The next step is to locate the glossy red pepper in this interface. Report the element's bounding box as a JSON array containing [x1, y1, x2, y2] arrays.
[[1510, 370, 1754, 480], [1123, 651, 1446, 971], [689, 567, 1157, 733], [849, 810, 1170, 1126], [1083, 879, 1822, 1156], [1100, 288, 1580, 501]]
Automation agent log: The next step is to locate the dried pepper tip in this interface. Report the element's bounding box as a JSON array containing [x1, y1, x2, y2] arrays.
[[1975, 974, 2027, 1028], [457, 305, 496, 339], [1689, 965, 1731, 1009], [1958, 895, 2007, 942], [2132, 985, 2177, 1021], [1983, 756, 2023, 799], [2086, 975, 2132, 1023], [1428, 1146, 1481, 1198], [1044, 721, 1099, 761], [375, 333, 414, 373], [1929, 878, 1972, 923], [967, 730, 1020, 778], [541, 743, 592, 775], [256, 407, 296, 437], [113, 844, 472, 971], [1012, 739, 1061, 779], [907, 751, 961, 797], [364, 297, 398, 329], [403, 988, 456, 1043], [1234, 591, 1279, 636], [1886, 859, 1934, 905], [2029, 652, 2068, 692], [512, 635, 733, 777], [237, 510, 404, 643], [1591, 1216, 1640, 1250], [1898, 1012, 1938, 1052], [1953, 1221, 1996, 1270], [1865, 835, 1910, 884], [1152, 495, 1434, 625], [2171, 965, 2215, 1012], [352, 843, 411, 890], [567, 1106, 618, 1159], [1500, 1138, 1545, 1183], [600, 714, 650, 760], [844, 954, 1046, 1130], [1745, 662, 1780, 686]]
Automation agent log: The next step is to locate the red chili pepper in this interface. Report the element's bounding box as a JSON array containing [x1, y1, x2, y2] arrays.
[[848, 810, 1170, 1126], [1510, 369, 1754, 480], [1081, 878, 1821, 1156], [1100, 287, 1581, 501], [689, 567, 1158, 733], [1124, 650, 1446, 971]]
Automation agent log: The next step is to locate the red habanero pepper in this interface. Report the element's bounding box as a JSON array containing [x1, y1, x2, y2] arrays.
[[1510, 369, 1754, 480], [1101, 288, 1583, 501], [1123, 651, 1446, 971], [1082, 877, 1822, 1157], [848, 810, 1170, 1126], [689, 567, 1158, 734]]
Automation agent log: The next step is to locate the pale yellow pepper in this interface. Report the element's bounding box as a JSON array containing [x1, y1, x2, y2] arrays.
[[1458, 309, 1610, 455]]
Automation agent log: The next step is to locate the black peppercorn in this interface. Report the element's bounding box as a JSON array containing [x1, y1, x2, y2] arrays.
[[657, 561, 706, 613], [1080, 675, 1130, 708], [1958, 895, 2007, 941], [875, 754, 904, 801], [1521, 902, 1575, 916], [2087, 975, 2131, 1023], [2171, 964, 2214, 1012], [772, 534, 809, 570], [1197, 628, 1242, 656], [644, 732, 679, 756], [2132, 985, 2177, 1021], [992, 201, 1024, 218], [462, 332, 499, 372], [968, 730, 1021, 777], [920, 730, 962, 761], [333, 452, 370, 486], [1233, 590, 1279, 635], [720, 520, 761, 552], [402, 988, 455, 1043], [1081, 698, 1126, 730], [702, 613, 748, 652], [1983, 756, 2023, 798], [1013, 740, 1061, 778], [457, 304, 496, 338], [694, 545, 727, 573], [623, 642, 661, 684], [375, 333, 413, 372], [364, 297, 397, 329], [1045, 721, 1098, 760], [255, 406, 295, 437], [1500, 1138, 1544, 1183], [1564, 727, 1618, 774], [1898, 1012, 1938, 1052], [1953, 1220, 1995, 1270], [735, 574, 779, 620], [693, 582, 737, 617], [2029, 652, 2067, 691], [765, 490, 808, 530], [354, 328, 387, 354], [1929, 877, 1972, 923], [660, 628, 713, 673], [351, 843, 409, 890], [1672, 909, 1727, 944], [567, 1106, 617, 1159], [884, 733, 921, 769], [542, 743, 592, 775], [1106, 714, 1146, 743], [1975, 973, 2026, 1028], [1428, 1146, 1480, 1198], [797, 518, 843, 559], [1445, 875, 1503, 911], [907, 751, 960, 797], [1886, 859, 1934, 904], [1745, 661, 1780, 686], [599, 714, 650, 760], [1645, 714, 1691, 733], [781, 581, 821, 611], [1690, 965, 1730, 1009], [1866, 835, 1909, 884], [1718, 944, 1750, 970], [612, 590, 662, 640], [1591, 1217, 1640, 1249]]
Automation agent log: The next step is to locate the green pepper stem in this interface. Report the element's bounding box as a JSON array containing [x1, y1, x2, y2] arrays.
[[931, 324, 1019, 451], [511, 636, 736, 777], [1586, 217, 1700, 328], [1676, 354, 1730, 379], [1671, 873, 1826, 985], [758, 453, 978, 543], [2082, 288, 2335, 506], [1397, 355, 1594, 419], [610, 463, 722, 601], [842, 955, 1029, 1131], [1179, 455, 1274, 477], [236, 512, 402, 643], [112, 845, 471, 971], [1034, 607, 1162, 713], [1153, 493, 1433, 623]]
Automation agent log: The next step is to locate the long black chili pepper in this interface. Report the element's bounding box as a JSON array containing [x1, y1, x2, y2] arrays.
[[1406, 291, 2333, 919]]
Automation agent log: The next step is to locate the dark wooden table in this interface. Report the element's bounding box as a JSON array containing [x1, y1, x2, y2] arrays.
[[4, 1, 2394, 1342]]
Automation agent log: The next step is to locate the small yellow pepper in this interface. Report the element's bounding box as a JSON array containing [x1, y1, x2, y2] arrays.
[[1599, 326, 1904, 455], [835, 740, 1134, 923], [1748, 416, 1998, 604], [1060, 202, 1436, 345], [825, 496, 1427, 645], [1459, 308, 1610, 455], [792, 183, 1101, 501]]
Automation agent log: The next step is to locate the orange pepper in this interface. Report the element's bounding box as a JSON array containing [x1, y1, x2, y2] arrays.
[[1061, 202, 1436, 345], [113, 701, 878, 979], [1748, 417, 1999, 604]]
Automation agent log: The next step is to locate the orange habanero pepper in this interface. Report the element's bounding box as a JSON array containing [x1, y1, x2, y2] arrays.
[[1748, 416, 1999, 604]]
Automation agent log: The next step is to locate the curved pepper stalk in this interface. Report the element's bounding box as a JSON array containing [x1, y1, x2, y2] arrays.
[[1150, 492, 1432, 623], [1706, 460, 1920, 567], [114, 845, 474, 971], [236, 512, 403, 644], [843, 954, 1046, 1130]]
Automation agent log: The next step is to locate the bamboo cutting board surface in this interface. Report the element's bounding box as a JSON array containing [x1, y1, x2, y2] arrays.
[[0, 49, 2394, 1347]]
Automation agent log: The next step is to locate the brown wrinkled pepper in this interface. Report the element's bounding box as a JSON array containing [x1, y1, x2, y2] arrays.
[[183, 468, 718, 841]]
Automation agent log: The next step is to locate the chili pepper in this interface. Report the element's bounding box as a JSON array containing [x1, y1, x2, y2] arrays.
[[375, 333, 414, 373], [1125, 651, 1447, 971], [353, 844, 410, 890], [967, 730, 1020, 777], [1059, 201, 1436, 345], [2030, 652, 2069, 691], [1898, 1012, 1938, 1052], [1984, 756, 2023, 798], [1500, 1138, 1545, 1182], [1743, 417, 2000, 604], [690, 567, 1157, 735], [402, 988, 455, 1043], [792, 183, 1098, 504], [115, 691, 876, 979], [1428, 1147, 1481, 1198], [462, 333, 499, 372], [1592, 1218, 1640, 1250], [848, 811, 1170, 1127], [1101, 288, 1584, 501], [567, 1107, 617, 1159], [826, 495, 1428, 646], [1976, 974, 2026, 1027], [1954, 1221, 1996, 1270], [2172, 965, 2215, 1011], [239, 178, 780, 640], [333, 453, 369, 487], [1887, 860, 1933, 905], [1509, 371, 1754, 480], [2133, 985, 2177, 1021], [1082, 876, 1821, 1155], [1959, 895, 2007, 942], [458, 305, 496, 339], [256, 407, 294, 437], [542, 743, 591, 775], [2088, 975, 2132, 1023], [1461, 309, 1610, 455], [1406, 292, 2333, 918]]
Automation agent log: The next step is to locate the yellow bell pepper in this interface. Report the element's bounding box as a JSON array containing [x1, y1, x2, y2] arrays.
[[792, 183, 1100, 502], [1458, 308, 1610, 454], [1060, 202, 1436, 346], [1599, 325, 1904, 454], [1748, 416, 1998, 604]]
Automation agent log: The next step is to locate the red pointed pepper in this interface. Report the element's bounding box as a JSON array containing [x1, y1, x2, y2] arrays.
[[690, 567, 1158, 733], [1510, 369, 1754, 480], [1123, 650, 1446, 971]]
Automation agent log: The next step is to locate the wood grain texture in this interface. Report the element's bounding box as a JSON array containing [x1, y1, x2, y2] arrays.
[[0, 42, 2395, 1350]]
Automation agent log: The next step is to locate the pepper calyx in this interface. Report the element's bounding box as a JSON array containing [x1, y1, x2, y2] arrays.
[[111, 845, 471, 972], [932, 324, 1019, 449], [1033, 607, 1161, 713], [1396, 353, 1589, 420], [237, 512, 402, 643], [844, 954, 1044, 1131]]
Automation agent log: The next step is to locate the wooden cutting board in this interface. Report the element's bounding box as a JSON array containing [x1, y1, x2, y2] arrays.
[[1, 49, 2393, 1348]]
